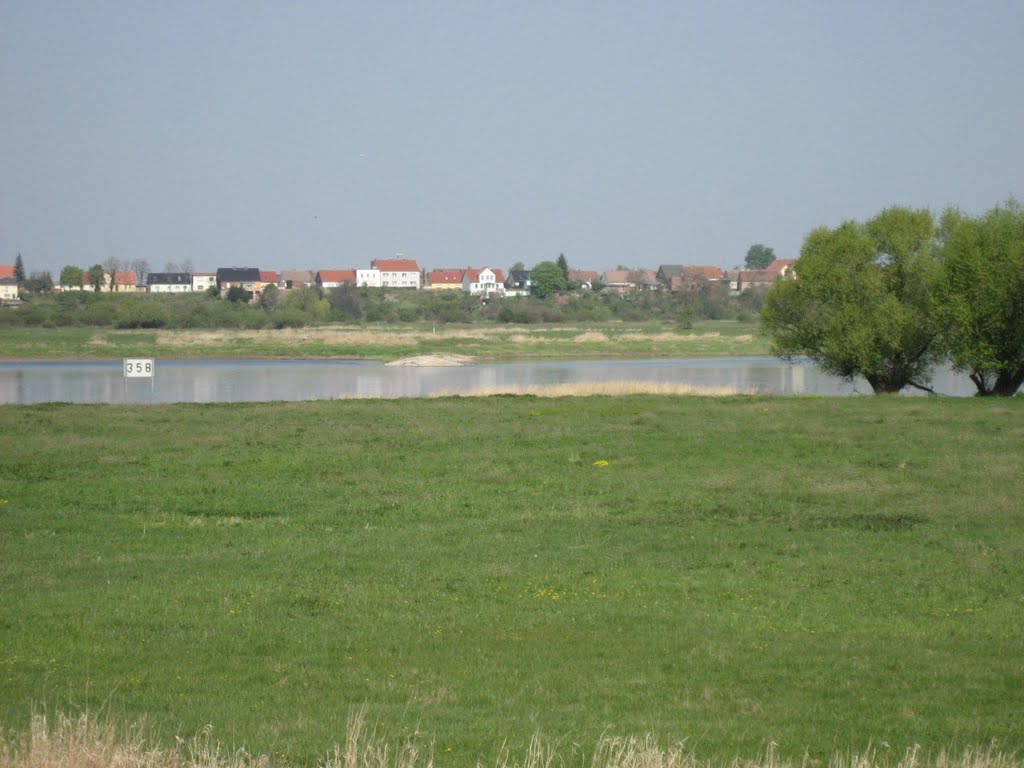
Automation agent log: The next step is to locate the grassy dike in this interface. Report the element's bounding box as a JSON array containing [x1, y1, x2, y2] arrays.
[[0, 396, 1021, 766], [0, 321, 767, 361]]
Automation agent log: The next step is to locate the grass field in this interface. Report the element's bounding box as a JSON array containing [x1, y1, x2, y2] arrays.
[[1, 395, 1021, 766], [0, 320, 767, 361]]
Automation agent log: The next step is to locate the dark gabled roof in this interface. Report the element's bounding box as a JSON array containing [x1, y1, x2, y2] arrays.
[[657, 265, 685, 281], [507, 270, 531, 284], [216, 267, 261, 282], [281, 270, 314, 284], [147, 272, 191, 285]]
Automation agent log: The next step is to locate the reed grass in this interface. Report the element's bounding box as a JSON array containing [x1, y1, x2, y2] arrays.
[[0, 321, 768, 361], [1, 712, 1017, 768]]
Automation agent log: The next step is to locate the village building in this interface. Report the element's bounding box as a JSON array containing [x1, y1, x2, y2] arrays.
[[371, 259, 420, 289], [426, 269, 465, 290], [462, 268, 505, 297], [0, 266, 17, 301], [192, 273, 216, 293], [316, 270, 357, 289], [147, 273, 192, 293]]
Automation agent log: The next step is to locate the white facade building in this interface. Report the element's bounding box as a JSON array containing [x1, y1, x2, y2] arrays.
[[463, 268, 506, 296], [371, 259, 420, 289], [356, 268, 382, 288]]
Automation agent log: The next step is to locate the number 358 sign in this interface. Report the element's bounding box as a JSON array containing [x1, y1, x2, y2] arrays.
[[124, 358, 155, 378]]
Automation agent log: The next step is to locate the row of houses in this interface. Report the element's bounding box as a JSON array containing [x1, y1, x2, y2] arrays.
[[0, 258, 796, 302], [574, 261, 796, 294], [504, 261, 795, 295]]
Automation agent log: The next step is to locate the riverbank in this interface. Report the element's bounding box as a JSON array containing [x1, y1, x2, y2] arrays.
[[0, 320, 768, 361], [1, 396, 1020, 766]]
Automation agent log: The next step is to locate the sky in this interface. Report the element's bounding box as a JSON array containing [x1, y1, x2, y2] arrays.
[[2, 1, 1022, 278]]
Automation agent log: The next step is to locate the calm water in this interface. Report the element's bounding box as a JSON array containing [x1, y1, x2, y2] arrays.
[[0, 358, 983, 404]]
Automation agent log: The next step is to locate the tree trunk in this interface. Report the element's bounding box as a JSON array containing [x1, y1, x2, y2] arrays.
[[865, 374, 906, 394], [992, 370, 1024, 397], [970, 369, 1024, 396]]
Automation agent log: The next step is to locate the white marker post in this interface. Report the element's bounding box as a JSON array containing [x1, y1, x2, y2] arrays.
[[123, 358, 155, 402]]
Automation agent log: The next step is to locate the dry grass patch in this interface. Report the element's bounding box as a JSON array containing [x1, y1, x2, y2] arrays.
[[618, 332, 702, 342], [574, 332, 610, 342], [386, 355, 475, 367], [155, 329, 421, 347], [2, 713, 1017, 768]]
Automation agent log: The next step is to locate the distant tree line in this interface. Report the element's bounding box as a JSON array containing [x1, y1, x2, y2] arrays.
[[762, 200, 1024, 396], [1, 277, 765, 331]]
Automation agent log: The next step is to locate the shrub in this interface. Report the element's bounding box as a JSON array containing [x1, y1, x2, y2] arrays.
[[114, 298, 170, 329]]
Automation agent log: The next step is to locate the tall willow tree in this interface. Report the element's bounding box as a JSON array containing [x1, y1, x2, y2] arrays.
[[762, 207, 941, 394], [936, 199, 1024, 396]]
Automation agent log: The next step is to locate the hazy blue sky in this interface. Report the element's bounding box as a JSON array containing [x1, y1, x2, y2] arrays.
[[2, 1, 1022, 277]]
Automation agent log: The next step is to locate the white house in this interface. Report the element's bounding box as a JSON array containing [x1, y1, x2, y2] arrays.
[[356, 268, 382, 288], [317, 269, 357, 289], [147, 273, 192, 293], [372, 259, 420, 289], [0, 266, 17, 300], [192, 273, 216, 293], [463, 268, 506, 297]]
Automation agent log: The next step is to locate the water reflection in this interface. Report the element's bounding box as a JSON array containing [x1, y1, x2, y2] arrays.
[[0, 358, 987, 405]]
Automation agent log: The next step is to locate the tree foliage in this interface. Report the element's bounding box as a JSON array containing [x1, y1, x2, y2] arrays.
[[103, 257, 121, 291], [271, 286, 329, 328], [328, 284, 365, 320], [60, 266, 84, 288], [762, 207, 940, 394], [936, 199, 1024, 396], [745, 243, 776, 270], [130, 258, 150, 284], [14, 254, 25, 284], [530, 261, 567, 298], [556, 253, 569, 282], [87, 264, 105, 293], [258, 283, 279, 310], [21, 271, 54, 293]]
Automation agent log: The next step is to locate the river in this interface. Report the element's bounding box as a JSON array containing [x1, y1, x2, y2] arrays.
[[0, 358, 984, 405]]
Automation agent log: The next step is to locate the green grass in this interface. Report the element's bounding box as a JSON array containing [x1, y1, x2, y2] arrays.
[[0, 320, 767, 361], [1, 396, 1021, 766]]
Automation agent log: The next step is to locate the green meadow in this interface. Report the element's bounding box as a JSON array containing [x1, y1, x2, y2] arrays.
[[1, 396, 1021, 766]]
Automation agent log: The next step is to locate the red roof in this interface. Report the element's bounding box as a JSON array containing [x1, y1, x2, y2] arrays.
[[682, 266, 725, 280], [0, 265, 14, 279], [372, 259, 419, 272], [768, 259, 796, 272], [260, 271, 279, 283], [464, 267, 505, 284], [428, 269, 465, 285], [738, 270, 779, 283], [80, 271, 135, 286], [317, 269, 357, 284]]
